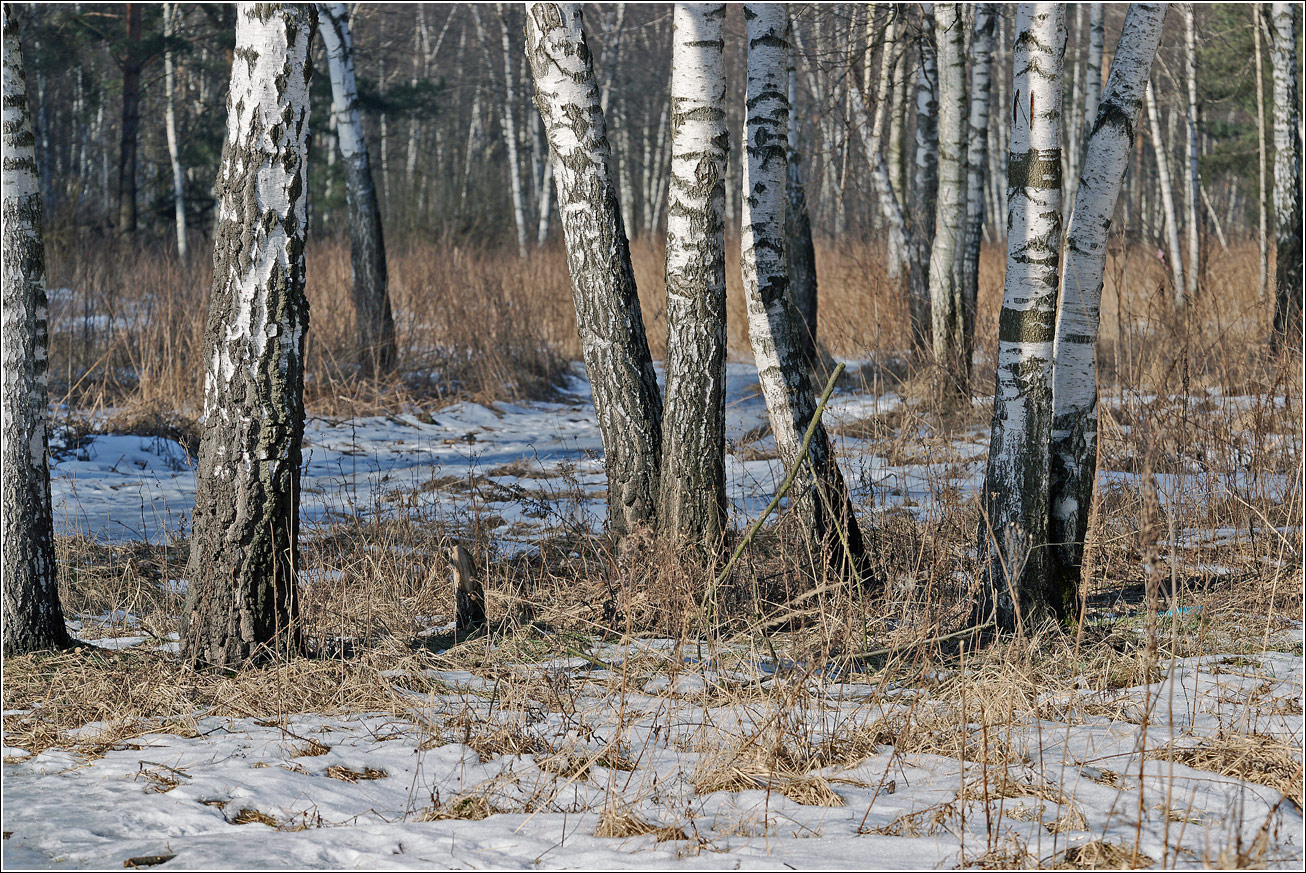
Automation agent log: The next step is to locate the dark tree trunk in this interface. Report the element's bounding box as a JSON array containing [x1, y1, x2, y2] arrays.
[[181, 4, 316, 669], [116, 2, 141, 235]]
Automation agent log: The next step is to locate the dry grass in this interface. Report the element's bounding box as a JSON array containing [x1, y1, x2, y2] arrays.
[[1147, 733, 1305, 808]]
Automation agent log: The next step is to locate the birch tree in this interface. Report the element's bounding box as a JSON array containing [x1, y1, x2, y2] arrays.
[[181, 3, 315, 668], [1145, 81, 1186, 305], [979, 3, 1065, 631], [742, 4, 868, 580], [1271, 2, 1302, 349], [163, 3, 187, 259], [659, 3, 729, 549], [2, 3, 70, 655], [525, 2, 663, 535], [319, 3, 397, 376], [786, 21, 819, 369], [1182, 3, 1200, 299], [908, 3, 938, 353], [1048, 2, 1167, 617], [928, 3, 969, 387], [1254, 9, 1269, 303], [961, 4, 997, 383]]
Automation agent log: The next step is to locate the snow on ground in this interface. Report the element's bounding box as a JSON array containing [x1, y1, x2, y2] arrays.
[[47, 363, 961, 550], [3, 646, 1302, 869]]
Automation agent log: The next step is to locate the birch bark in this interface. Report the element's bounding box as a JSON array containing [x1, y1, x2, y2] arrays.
[[961, 3, 997, 383], [928, 3, 969, 386], [1145, 83, 1186, 305], [2, 3, 70, 655], [979, 3, 1065, 631], [164, 3, 188, 259], [659, 3, 729, 549], [1271, 2, 1302, 349], [319, 3, 397, 375], [182, 2, 315, 668], [1048, 2, 1166, 618], [1255, 10, 1269, 303], [1183, 3, 1200, 299], [908, 3, 938, 354], [786, 15, 819, 368], [742, 4, 868, 581], [525, 2, 663, 535]]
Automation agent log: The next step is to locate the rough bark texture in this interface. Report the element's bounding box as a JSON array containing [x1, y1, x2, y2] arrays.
[[181, 3, 315, 669], [908, 3, 938, 354], [742, 4, 868, 582], [980, 3, 1065, 631], [2, 3, 70, 655], [1048, 2, 1166, 624], [785, 29, 819, 370], [1145, 82, 1186, 305], [928, 3, 969, 388], [961, 3, 997, 385], [658, 3, 729, 549], [525, 3, 663, 536], [319, 2, 397, 376], [1271, 2, 1302, 349]]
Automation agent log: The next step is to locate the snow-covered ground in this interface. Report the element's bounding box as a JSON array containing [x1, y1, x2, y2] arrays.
[[8, 363, 1301, 869], [4, 645, 1302, 869]]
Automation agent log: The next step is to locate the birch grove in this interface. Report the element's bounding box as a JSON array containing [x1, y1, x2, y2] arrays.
[[980, 3, 1065, 630], [319, 2, 398, 376], [908, 3, 939, 354], [181, 3, 315, 668], [742, 3, 868, 581], [961, 3, 997, 383], [1048, 2, 1168, 616], [525, 2, 664, 536], [2, 3, 70, 655], [658, 3, 729, 549]]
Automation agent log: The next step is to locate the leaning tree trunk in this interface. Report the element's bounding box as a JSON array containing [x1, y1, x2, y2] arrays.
[[1145, 82, 1186, 306], [181, 3, 315, 669], [1271, 2, 1302, 350], [785, 23, 819, 371], [525, 2, 663, 536], [319, 2, 397, 377], [2, 4, 70, 656], [908, 2, 938, 355], [1182, 3, 1200, 300], [742, 3, 868, 582], [658, 2, 729, 550], [163, 3, 187, 260], [928, 3, 969, 391], [979, 3, 1065, 632], [1048, 2, 1167, 624], [961, 3, 997, 387]]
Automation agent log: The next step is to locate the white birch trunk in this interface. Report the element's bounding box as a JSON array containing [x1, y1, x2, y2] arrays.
[[786, 27, 819, 367], [1145, 81, 1186, 305], [525, 2, 663, 535], [979, 3, 1065, 631], [163, 3, 187, 260], [928, 3, 968, 384], [1048, 2, 1167, 619], [496, 4, 530, 258], [659, 3, 729, 548], [182, 2, 315, 668], [1271, 2, 1302, 347], [742, 3, 868, 580], [1255, 10, 1269, 303], [887, 16, 909, 208], [2, 4, 69, 655], [320, 2, 397, 374], [1183, 3, 1200, 299], [961, 3, 997, 381], [909, 3, 938, 354]]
